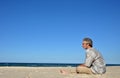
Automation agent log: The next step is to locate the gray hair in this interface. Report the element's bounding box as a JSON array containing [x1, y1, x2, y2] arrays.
[[83, 38, 93, 47]]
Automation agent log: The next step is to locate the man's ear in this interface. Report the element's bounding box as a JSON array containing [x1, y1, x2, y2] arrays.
[[86, 44, 89, 47]]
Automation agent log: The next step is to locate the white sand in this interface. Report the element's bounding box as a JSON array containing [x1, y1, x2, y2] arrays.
[[0, 66, 119, 78]]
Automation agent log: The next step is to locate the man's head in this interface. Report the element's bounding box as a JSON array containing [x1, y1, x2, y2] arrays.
[[82, 38, 93, 49]]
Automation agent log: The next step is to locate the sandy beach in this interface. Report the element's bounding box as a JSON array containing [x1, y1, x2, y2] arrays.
[[0, 66, 119, 78]]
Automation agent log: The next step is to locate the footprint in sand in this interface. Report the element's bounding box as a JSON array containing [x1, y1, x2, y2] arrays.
[[25, 72, 31, 78]]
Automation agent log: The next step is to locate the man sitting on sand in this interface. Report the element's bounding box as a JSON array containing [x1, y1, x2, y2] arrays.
[[60, 38, 106, 74]]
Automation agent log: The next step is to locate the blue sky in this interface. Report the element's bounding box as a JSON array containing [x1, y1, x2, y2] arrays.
[[0, 0, 120, 64]]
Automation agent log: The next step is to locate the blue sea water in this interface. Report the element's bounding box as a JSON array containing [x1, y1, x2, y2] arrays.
[[0, 63, 120, 67]]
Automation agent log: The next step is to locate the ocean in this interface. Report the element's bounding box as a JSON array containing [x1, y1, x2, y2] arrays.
[[0, 63, 120, 67]]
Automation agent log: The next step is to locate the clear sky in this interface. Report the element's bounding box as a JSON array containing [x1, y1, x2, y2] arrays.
[[0, 0, 120, 64]]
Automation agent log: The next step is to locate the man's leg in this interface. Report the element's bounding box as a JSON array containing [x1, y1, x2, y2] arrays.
[[76, 66, 93, 74]]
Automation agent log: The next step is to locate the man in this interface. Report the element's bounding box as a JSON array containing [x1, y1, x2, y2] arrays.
[[60, 38, 106, 74]]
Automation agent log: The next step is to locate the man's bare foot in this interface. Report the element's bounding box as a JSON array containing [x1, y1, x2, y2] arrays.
[[60, 69, 69, 75]]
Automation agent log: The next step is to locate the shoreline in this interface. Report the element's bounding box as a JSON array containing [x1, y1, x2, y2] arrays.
[[0, 63, 120, 67]]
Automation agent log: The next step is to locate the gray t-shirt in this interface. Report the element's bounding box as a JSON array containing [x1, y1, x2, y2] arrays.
[[85, 48, 106, 74]]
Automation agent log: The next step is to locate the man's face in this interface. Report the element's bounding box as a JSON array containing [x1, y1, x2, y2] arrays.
[[82, 41, 89, 49]]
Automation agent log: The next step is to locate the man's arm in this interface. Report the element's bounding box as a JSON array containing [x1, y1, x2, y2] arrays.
[[80, 64, 88, 67], [85, 51, 96, 67]]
